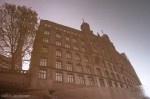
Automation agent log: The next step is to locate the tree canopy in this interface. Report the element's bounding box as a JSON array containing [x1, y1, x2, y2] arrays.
[[0, 3, 38, 69]]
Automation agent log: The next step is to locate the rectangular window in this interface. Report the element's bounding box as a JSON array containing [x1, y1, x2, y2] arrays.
[[99, 78, 105, 87], [56, 50, 61, 57], [84, 57, 89, 63], [74, 46, 78, 50], [41, 47, 48, 53], [43, 38, 49, 43], [67, 63, 73, 71], [97, 68, 102, 75], [56, 41, 61, 46], [66, 36, 70, 41], [81, 48, 85, 52], [38, 70, 47, 79], [73, 38, 77, 43], [107, 80, 113, 87], [67, 74, 74, 83], [56, 72, 63, 81], [89, 77, 95, 86], [77, 76, 85, 85], [40, 58, 47, 66], [66, 52, 71, 59], [55, 61, 62, 69], [44, 30, 49, 35], [65, 43, 70, 48], [56, 33, 61, 38], [75, 54, 80, 61], [87, 67, 92, 74], [77, 66, 83, 73]]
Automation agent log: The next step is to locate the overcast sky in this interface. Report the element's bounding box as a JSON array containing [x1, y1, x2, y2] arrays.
[[0, 0, 150, 97]]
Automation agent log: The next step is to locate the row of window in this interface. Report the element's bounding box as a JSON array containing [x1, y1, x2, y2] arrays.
[[38, 70, 127, 88], [39, 58, 131, 84], [56, 50, 88, 61], [43, 30, 84, 44], [42, 39, 86, 52]]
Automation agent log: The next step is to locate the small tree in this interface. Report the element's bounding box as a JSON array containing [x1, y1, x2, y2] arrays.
[[0, 3, 38, 69]]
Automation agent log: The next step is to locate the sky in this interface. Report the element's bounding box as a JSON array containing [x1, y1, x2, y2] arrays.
[[0, 0, 150, 97]]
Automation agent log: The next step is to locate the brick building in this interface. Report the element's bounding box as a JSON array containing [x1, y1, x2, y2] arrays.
[[29, 19, 142, 99]]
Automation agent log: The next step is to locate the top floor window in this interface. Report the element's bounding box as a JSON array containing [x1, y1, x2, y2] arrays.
[[44, 30, 50, 35], [56, 33, 61, 38]]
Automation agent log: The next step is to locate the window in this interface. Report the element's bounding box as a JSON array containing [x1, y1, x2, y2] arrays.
[[114, 82, 118, 87], [95, 56, 100, 65], [67, 74, 74, 83], [44, 30, 49, 35], [88, 77, 95, 86], [77, 75, 85, 85], [55, 61, 62, 69], [56, 33, 61, 38], [84, 56, 89, 63], [56, 72, 63, 81], [107, 80, 113, 87], [43, 38, 49, 43], [65, 36, 70, 41], [77, 65, 83, 73], [86, 66, 92, 74], [81, 41, 85, 45], [81, 48, 85, 52], [67, 63, 73, 71], [96, 68, 102, 76], [74, 46, 78, 50], [38, 70, 47, 79], [56, 50, 62, 57], [40, 58, 47, 66], [111, 72, 116, 79], [66, 52, 72, 59], [65, 43, 70, 48], [73, 38, 77, 43], [120, 83, 123, 88], [105, 70, 109, 78], [99, 78, 105, 87], [56, 41, 61, 46], [75, 54, 81, 61], [41, 47, 48, 53]]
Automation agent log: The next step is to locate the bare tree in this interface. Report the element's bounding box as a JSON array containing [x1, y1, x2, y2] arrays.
[[0, 3, 38, 70]]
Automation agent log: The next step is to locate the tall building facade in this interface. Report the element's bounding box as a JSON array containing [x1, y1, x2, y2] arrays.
[[29, 20, 142, 99]]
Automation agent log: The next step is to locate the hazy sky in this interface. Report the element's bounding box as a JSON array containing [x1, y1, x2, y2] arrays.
[[0, 0, 150, 97]]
